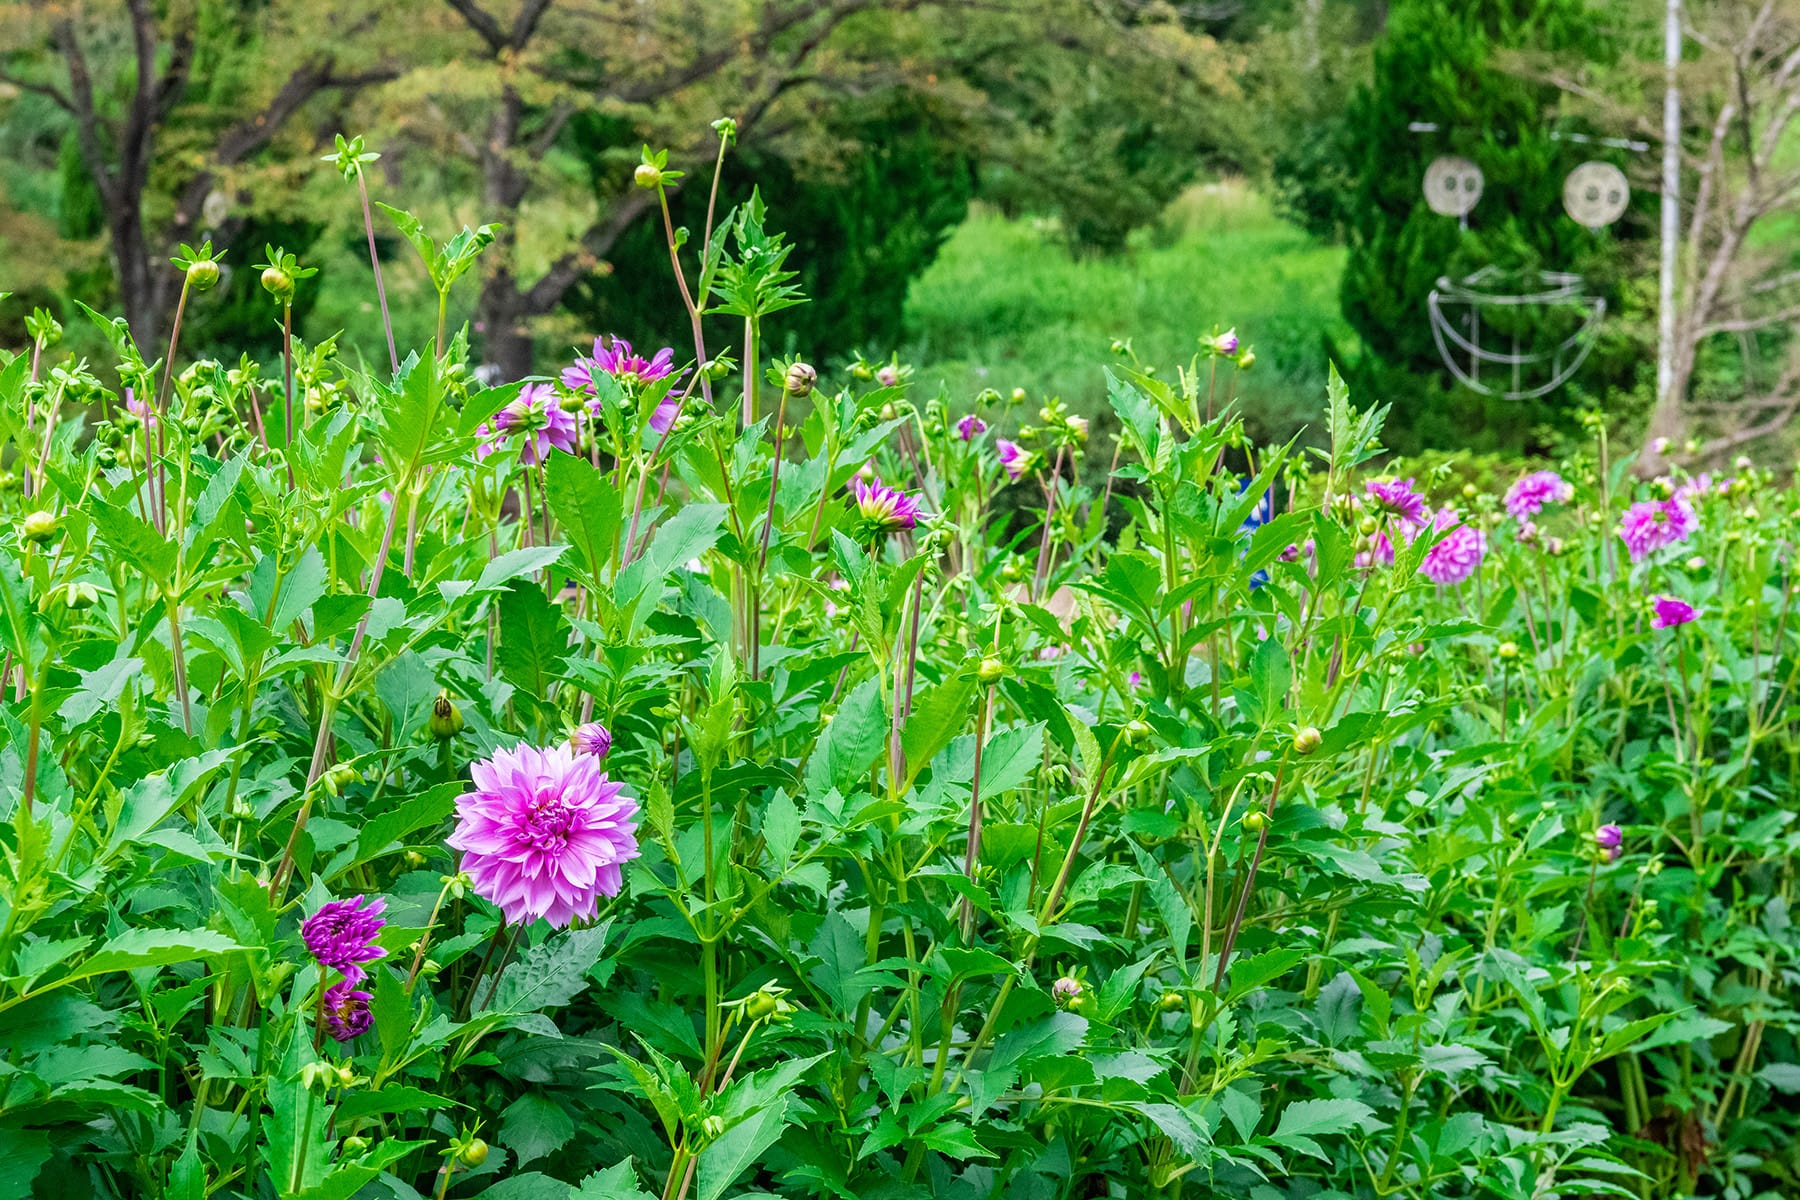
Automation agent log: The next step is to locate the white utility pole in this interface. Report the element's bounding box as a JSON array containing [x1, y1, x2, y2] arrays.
[[1657, 0, 1681, 406]]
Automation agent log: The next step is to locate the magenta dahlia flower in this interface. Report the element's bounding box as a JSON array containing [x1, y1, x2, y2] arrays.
[[1650, 594, 1697, 629], [1364, 478, 1428, 529], [448, 743, 640, 928], [1594, 823, 1623, 862], [1210, 329, 1240, 357], [322, 982, 373, 1042], [563, 337, 680, 395], [996, 438, 1029, 482], [1619, 498, 1697, 562], [1504, 470, 1573, 521], [570, 722, 613, 759], [956, 415, 987, 441], [492, 383, 578, 465], [1420, 511, 1486, 585], [851, 477, 923, 535], [302, 895, 387, 984]]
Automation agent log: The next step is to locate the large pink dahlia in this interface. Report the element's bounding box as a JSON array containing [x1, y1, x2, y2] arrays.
[[448, 743, 640, 928]]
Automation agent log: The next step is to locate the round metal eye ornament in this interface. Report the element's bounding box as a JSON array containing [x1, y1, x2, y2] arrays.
[[1423, 156, 1484, 217], [1563, 161, 1630, 229]]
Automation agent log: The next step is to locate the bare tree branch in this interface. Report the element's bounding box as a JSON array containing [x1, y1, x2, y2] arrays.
[[445, 0, 508, 54]]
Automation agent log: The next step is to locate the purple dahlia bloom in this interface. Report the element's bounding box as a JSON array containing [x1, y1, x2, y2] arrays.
[[1650, 594, 1697, 629], [322, 982, 373, 1042], [448, 742, 640, 928], [1419, 509, 1486, 585], [852, 477, 923, 534], [1594, 823, 1623, 862], [996, 438, 1028, 482], [1504, 470, 1573, 521], [302, 895, 387, 984], [1619, 498, 1697, 562], [492, 383, 578, 465], [1364, 478, 1428, 529], [956, 415, 987, 441], [563, 337, 680, 394]]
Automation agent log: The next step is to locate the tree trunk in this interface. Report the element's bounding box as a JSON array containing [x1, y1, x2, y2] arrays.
[[110, 203, 161, 352], [477, 279, 537, 381]]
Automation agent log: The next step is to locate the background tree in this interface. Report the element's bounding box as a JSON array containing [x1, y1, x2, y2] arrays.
[[0, 0, 396, 348]]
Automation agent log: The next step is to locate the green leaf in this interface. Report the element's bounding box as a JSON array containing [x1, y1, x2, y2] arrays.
[[571, 1160, 659, 1200], [697, 1094, 792, 1200], [900, 669, 977, 787], [72, 928, 242, 982], [488, 922, 612, 1015], [497, 581, 570, 702], [502, 1092, 576, 1166], [546, 452, 623, 586], [1270, 1097, 1379, 1144], [805, 676, 887, 797]]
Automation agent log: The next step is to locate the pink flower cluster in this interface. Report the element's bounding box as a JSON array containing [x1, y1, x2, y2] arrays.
[[1420, 509, 1486, 586], [1504, 470, 1573, 521]]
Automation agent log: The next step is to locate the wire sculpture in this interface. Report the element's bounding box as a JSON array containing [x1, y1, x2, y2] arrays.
[[1427, 267, 1606, 399]]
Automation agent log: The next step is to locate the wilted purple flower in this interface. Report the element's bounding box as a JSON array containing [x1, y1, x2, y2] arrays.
[[1650, 594, 1697, 629], [448, 743, 641, 928], [493, 384, 578, 465], [302, 895, 387, 984], [996, 438, 1028, 482], [1505, 470, 1573, 521], [956, 415, 987, 441], [1051, 976, 1083, 1005], [1364, 478, 1428, 529], [322, 982, 373, 1042], [1210, 329, 1240, 357], [1420, 514, 1486, 586], [571, 722, 613, 759], [1619, 498, 1697, 562], [1594, 824, 1623, 862], [851, 477, 923, 534]]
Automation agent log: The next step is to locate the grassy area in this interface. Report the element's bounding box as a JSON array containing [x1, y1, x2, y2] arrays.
[[901, 180, 1355, 443]]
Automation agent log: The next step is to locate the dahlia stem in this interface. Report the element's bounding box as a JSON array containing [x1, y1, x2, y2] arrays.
[[405, 877, 456, 993], [153, 276, 191, 535], [1213, 760, 1289, 992], [475, 924, 522, 1015], [757, 382, 793, 572], [960, 685, 994, 940], [281, 303, 296, 488], [356, 170, 400, 375]]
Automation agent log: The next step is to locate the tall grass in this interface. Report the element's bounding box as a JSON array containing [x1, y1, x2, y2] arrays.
[[901, 179, 1355, 442]]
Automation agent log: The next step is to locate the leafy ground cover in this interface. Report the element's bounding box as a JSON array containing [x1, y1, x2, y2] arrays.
[[0, 134, 1794, 1200]]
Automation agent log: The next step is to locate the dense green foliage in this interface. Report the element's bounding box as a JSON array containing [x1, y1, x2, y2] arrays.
[[0, 141, 1796, 1200]]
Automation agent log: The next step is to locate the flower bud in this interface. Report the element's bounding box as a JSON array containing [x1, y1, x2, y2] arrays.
[[62, 581, 99, 610], [1685, 555, 1705, 572], [633, 163, 663, 189], [22, 510, 57, 544], [1235, 349, 1256, 371], [1157, 990, 1186, 1013], [876, 365, 899, 388], [858, 461, 876, 482], [457, 1138, 488, 1167], [186, 260, 221, 291], [1010, 387, 1027, 403], [260, 266, 294, 301], [1358, 516, 1378, 536], [1461, 483, 1478, 499], [1211, 329, 1240, 357], [1293, 726, 1322, 755], [880, 403, 896, 420], [1066, 416, 1089, 442], [1124, 719, 1151, 745], [1110, 339, 1127, 355], [1497, 641, 1519, 661], [1242, 809, 1267, 831], [335, 1065, 357, 1087], [977, 657, 1006, 684], [343, 1136, 370, 1154], [746, 990, 779, 1021], [785, 362, 816, 397], [850, 362, 874, 381], [429, 695, 464, 740]]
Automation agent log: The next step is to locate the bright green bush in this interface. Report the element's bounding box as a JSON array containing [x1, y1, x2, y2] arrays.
[[0, 131, 1794, 1200]]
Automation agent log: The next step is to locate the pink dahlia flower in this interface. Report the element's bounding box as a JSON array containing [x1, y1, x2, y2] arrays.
[[956, 415, 987, 441], [1420, 513, 1486, 586], [1619, 498, 1696, 562], [563, 337, 680, 395], [448, 743, 641, 928], [1650, 594, 1697, 629], [851, 478, 923, 534], [570, 722, 613, 759], [492, 383, 578, 465], [1504, 470, 1573, 521], [1364, 478, 1428, 529], [996, 438, 1029, 482]]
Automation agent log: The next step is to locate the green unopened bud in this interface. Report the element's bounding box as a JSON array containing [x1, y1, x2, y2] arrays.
[[22, 510, 57, 544], [1293, 726, 1322, 755], [1685, 555, 1705, 572], [186, 260, 221, 291], [1242, 809, 1267, 831], [457, 1138, 488, 1167], [335, 1065, 357, 1088], [429, 694, 464, 740], [1497, 641, 1519, 661], [1124, 719, 1151, 745], [1011, 387, 1027, 403], [633, 163, 664, 189], [1461, 483, 1478, 499], [701, 1115, 726, 1142], [1158, 990, 1186, 1013], [260, 266, 294, 301], [1358, 516, 1378, 536], [343, 1136, 370, 1155], [62, 581, 100, 610], [977, 657, 1006, 684], [1235, 349, 1256, 371], [745, 990, 779, 1021]]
